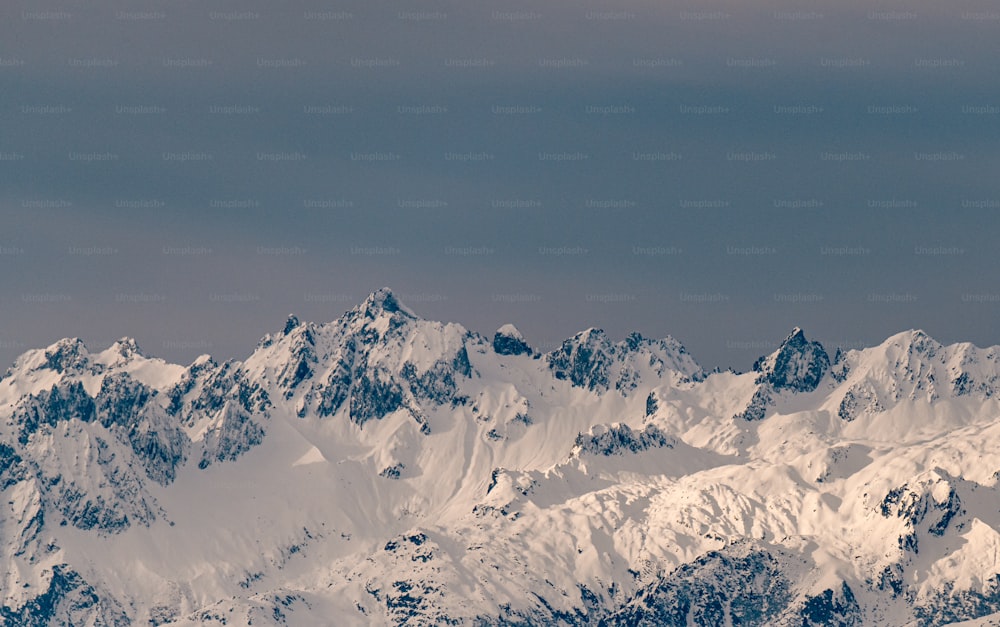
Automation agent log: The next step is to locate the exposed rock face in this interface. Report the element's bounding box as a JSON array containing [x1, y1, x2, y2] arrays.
[[757, 327, 831, 393], [575, 423, 674, 456], [606, 543, 863, 627], [548, 328, 613, 392], [96, 373, 189, 484], [879, 471, 965, 554], [493, 324, 532, 357], [0, 564, 129, 626], [548, 329, 703, 396], [2, 295, 1000, 626], [15, 381, 97, 444], [735, 327, 830, 420]]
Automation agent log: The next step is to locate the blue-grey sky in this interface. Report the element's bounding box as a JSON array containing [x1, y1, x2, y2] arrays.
[[2, 0, 998, 371]]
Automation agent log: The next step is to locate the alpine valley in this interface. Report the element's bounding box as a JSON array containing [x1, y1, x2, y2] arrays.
[[3, 288, 1000, 626]]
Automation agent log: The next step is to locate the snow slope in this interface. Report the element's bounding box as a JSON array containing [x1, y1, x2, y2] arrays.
[[1, 289, 999, 626]]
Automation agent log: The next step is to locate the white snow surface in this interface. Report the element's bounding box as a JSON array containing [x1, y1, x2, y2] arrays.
[[495, 324, 524, 340], [1, 290, 1000, 625]]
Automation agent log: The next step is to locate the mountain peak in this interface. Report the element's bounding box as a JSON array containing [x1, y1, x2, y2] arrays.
[[575, 327, 608, 344], [110, 337, 143, 359], [41, 337, 90, 374], [283, 314, 301, 335], [356, 287, 415, 319], [624, 331, 646, 351], [496, 323, 523, 340], [493, 324, 531, 356], [545, 327, 703, 394], [887, 329, 940, 353], [784, 326, 806, 343], [6, 311, 1000, 625], [754, 327, 830, 393], [47, 336, 87, 352]]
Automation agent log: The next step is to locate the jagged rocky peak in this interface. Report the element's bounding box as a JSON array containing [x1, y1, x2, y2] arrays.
[[41, 337, 91, 374], [283, 314, 300, 336], [14, 379, 97, 443], [547, 328, 612, 392], [886, 328, 941, 356], [96, 337, 147, 367], [754, 327, 830, 393], [623, 331, 646, 351], [110, 337, 142, 357], [735, 328, 830, 421], [255, 288, 475, 424], [547, 327, 703, 394], [255, 314, 303, 350], [332, 288, 420, 346], [622, 331, 698, 365], [555, 327, 610, 354], [354, 287, 416, 320], [493, 324, 532, 356], [274, 323, 319, 395], [833, 328, 1000, 419]]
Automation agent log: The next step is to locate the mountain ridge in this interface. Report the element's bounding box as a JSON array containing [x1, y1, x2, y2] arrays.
[[2, 288, 1000, 626]]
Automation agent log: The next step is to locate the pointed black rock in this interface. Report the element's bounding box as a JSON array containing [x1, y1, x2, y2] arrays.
[[493, 324, 532, 356], [736, 328, 830, 421], [755, 327, 830, 393], [283, 314, 300, 335]]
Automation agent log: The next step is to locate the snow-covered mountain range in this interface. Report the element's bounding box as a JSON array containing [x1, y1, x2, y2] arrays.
[[3, 288, 1000, 626]]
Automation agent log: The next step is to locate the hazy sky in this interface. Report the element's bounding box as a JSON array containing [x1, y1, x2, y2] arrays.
[[2, 0, 998, 371]]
